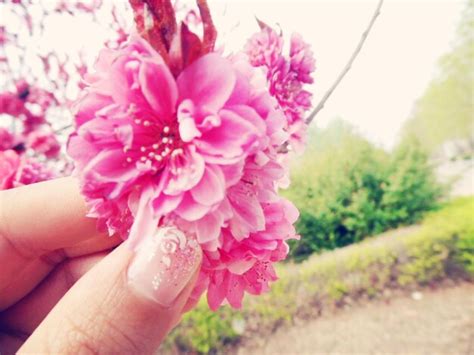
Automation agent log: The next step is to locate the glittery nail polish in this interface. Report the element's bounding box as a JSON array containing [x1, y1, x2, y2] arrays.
[[127, 226, 201, 306]]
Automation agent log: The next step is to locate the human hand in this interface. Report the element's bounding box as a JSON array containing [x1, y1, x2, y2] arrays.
[[0, 177, 202, 354]]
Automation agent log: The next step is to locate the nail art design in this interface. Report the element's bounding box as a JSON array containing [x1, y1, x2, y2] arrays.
[[128, 226, 201, 306]]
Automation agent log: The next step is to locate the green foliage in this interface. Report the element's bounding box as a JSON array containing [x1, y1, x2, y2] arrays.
[[285, 120, 442, 261], [166, 198, 474, 354], [168, 302, 238, 354], [401, 0, 474, 155], [381, 141, 443, 227]]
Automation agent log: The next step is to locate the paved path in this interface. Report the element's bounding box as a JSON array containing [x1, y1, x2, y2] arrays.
[[238, 283, 474, 355]]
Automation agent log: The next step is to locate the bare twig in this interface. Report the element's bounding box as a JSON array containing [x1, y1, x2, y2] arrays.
[[306, 0, 384, 125]]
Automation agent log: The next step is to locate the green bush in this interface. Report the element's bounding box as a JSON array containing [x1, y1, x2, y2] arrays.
[[381, 140, 444, 227], [169, 306, 238, 354], [285, 121, 443, 261], [165, 198, 474, 354]]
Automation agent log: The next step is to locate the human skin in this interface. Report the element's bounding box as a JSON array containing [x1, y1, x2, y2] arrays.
[[0, 177, 201, 354]]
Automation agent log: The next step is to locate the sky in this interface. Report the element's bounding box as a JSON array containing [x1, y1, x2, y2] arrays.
[[207, 0, 466, 150], [6, 0, 467, 150]]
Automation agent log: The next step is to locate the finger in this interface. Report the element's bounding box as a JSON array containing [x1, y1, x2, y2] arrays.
[[0, 258, 55, 311], [0, 333, 24, 355], [0, 177, 121, 307], [0, 177, 102, 255], [20, 227, 202, 354], [63, 233, 121, 258], [0, 234, 121, 311], [0, 253, 106, 335]]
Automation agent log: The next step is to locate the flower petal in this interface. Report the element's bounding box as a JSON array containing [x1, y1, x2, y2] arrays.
[[191, 165, 225, 206], [139, 58, 178, 119], [195, 109, 260, 163], [195, 212, 223, 244], [207, 271, 228, 310], [67, 134, 100, 170], [127, 184, 159, 251], [165, 145, 205, 195], [177, 53, 236, 112], [83, 149, 139, 184], [226, 273, 245, 309], [175, 193, 211, 221]]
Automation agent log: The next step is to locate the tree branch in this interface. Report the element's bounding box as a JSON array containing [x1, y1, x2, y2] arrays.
[[306, 0, 384, 125]]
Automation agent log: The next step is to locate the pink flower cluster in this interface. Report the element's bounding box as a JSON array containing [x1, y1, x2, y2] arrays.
[[68, 34, 306, 309], [245, 26, 315, 151], [0, 0, 140, 193], [0, 80, 57, 134], [0, 149, 55, 190], [0, 80, 60, 191]]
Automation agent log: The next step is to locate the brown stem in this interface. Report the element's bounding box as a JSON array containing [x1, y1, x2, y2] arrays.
[[306, 0, 384, 125], [196, 0, 217, 53], [144, 0, 177, 50], [129, 0, 171, 63]]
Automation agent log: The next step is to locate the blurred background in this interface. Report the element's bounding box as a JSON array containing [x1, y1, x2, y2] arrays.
[[1, 0, 473, 354]]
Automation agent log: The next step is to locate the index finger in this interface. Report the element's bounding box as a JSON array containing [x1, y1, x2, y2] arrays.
[[0, 177, 118, 309], [0, 177, 103, 256]]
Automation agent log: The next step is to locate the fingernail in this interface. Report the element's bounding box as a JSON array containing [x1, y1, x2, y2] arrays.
[[127, 226, 201, 307]]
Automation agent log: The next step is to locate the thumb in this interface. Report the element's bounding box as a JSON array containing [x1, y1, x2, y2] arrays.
[[19, 227, 202, 354]]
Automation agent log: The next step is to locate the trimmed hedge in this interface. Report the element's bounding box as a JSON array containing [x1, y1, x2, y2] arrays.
[[164, 197, 474, 354]]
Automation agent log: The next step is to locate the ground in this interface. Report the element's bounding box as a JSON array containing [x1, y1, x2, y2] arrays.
[[237, 283, 474, 355]]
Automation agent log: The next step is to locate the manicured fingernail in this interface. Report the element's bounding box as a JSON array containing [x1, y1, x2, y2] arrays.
[[127, 226, 201, 307]]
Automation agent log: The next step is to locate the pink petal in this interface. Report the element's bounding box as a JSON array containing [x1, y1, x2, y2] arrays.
[[83, 149, 139, 183], [175, 193, 211, 221], [177, 99, 201, 142], [139, 58, 178, 119], [191, 165, 225, 206], [195, 212, 223, 244], [165, 145, 205, 195], [177, 53, 236, 112], [179, 116, 201, 142], [220, 160, 244, 187], [226, 274, 245, 309], [207, 271, 228, 310], [195, 109, 259, 162], [283, 199, 300, 224], [73, 91, 113, 126], [67, 135, 100, 169], [127, 184, 159, 251], [229, 187, 265, 240], [153, 191, 183, 215], [228, 259, 256, 275]]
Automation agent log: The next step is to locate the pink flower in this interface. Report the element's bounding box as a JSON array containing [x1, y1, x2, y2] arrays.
[[13, 159, 56, 187], [245, 27, 315, 150], [69, 36, 300, 309], [15, 79, 30, 99], [0, 149, 56, 190], [0, 92, 24, 116], [69, 37, 266, 243], [245, 26, 283, 68], [0, 128, 15, 151], [26, 130, 61, 158], [0, 150, 20, 190], [290, 33, 315, 84], [200, 196, 299, 310], [23, 112, 47, 134]]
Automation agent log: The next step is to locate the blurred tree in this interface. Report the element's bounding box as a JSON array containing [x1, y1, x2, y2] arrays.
[[286, 119, 442, 261], [285, 120, 388, 259], [401, 0, 474, 156], [381, 140, 443, 227]]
